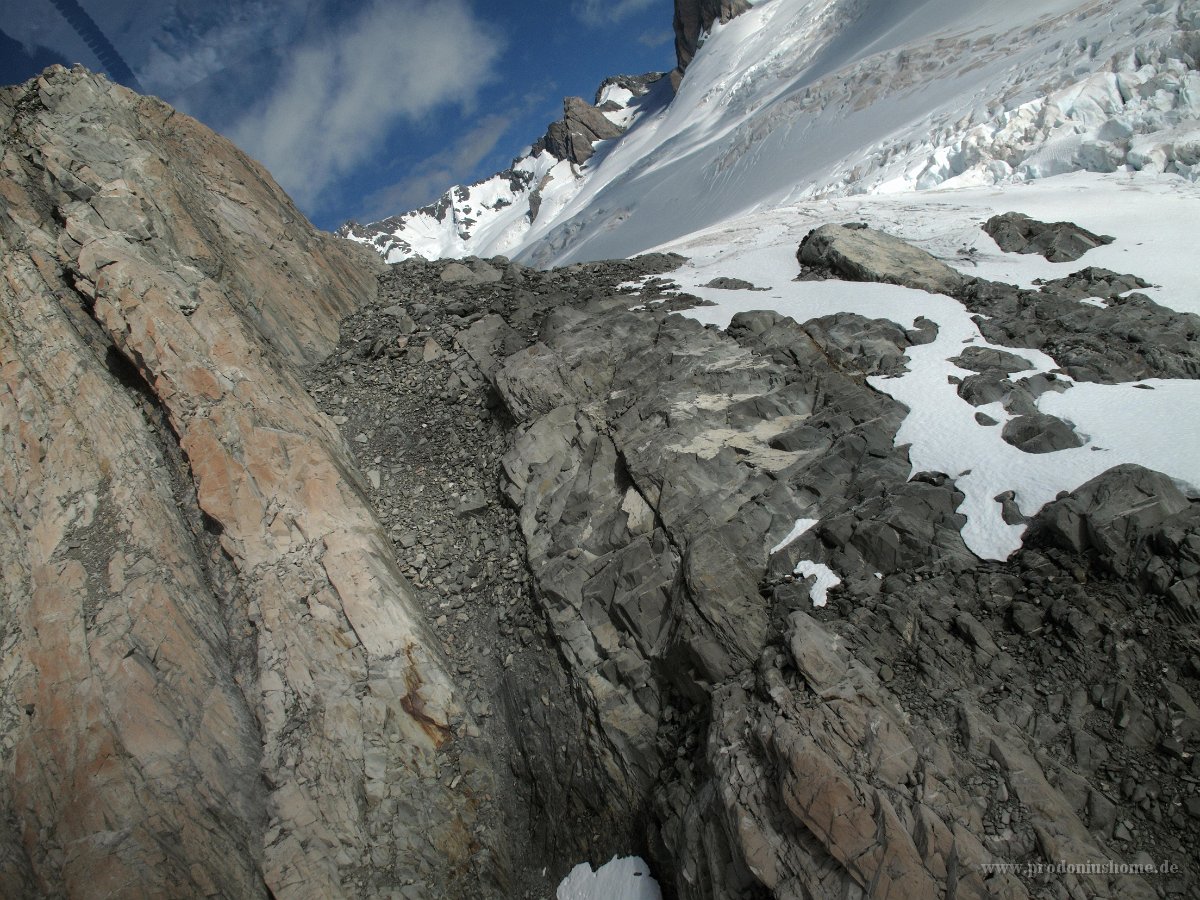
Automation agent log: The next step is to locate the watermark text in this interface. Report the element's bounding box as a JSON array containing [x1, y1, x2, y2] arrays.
[[981, 859, 1181, 877]]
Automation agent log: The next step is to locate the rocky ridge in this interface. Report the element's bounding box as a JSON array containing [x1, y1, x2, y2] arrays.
[[0, 65, 496, 898], [339, 73, 667, 262], [2, 64, 1198, 900], [313, 226, 1199, 897]]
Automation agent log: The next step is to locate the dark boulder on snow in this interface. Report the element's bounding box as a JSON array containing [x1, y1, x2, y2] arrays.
[[984, 211, 1115, 262], [703, 276, 768, 290], [1001, 411, 1085, 454], [796, 223, 966, 295], [950, 346, 1035, 375]]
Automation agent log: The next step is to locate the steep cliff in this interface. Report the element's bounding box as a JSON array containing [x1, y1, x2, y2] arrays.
[[0, 65, 496, 898]]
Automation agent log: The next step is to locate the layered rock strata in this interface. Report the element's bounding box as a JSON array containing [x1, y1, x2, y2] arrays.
[[0, 66, 493, 898]]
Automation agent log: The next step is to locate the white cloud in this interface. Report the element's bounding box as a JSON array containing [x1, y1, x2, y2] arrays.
[[359, 112, 512, 219], [638, 28, 675, 48], [139, 2, 297, 97], [573, 0, 658, 26], [229, 0, 502, 211]]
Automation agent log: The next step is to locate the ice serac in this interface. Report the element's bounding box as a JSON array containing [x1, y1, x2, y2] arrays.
[[0, 66, 488, 898], [672, 0, 752, 79]]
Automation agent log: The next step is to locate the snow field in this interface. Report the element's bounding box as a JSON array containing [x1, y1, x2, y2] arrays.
[[647, 171, 1200, 571]]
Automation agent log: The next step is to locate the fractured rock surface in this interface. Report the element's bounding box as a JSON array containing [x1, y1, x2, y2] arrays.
[[0, 66, 489, 899], [985, 211, 1115, 262], [318, 251, 1200, 899]]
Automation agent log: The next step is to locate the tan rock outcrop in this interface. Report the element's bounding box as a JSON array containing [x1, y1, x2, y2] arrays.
[[0, 66, 483, 898]]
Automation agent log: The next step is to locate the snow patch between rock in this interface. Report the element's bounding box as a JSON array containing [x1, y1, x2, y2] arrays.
[[772, 517, 819, 553], [557, 856, 662, 900], [794, 561, 842, 608]]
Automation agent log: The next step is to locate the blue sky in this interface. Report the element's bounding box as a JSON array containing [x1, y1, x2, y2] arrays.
[[0, 0, 676, 229]]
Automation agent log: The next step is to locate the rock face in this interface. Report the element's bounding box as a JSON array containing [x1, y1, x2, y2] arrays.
[[316, 253, 1199, 900], [673, 0, 753, 79], [985, 211, 1115, 262], [534, 96, 626, 166], [0, 66, 493, 898]]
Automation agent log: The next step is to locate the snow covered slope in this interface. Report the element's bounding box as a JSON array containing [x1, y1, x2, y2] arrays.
[[350, 0, 1200, 572], [524, 0, 1200, 265], [340, 74, 672, 262], [348, 0, 1199, 267], [639, 169, 1200, 561]]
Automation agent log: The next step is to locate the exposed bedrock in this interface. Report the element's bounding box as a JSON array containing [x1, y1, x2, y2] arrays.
[[672, 0, 753, 81], [799, 222, 1200, 384], [0, 66, 498, 898], [347, 246, 1197, 897]]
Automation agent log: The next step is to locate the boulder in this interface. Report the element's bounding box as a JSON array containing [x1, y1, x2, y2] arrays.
[[984, 212, 1115, 262], [950, 346, 1035, 375], [1028, 464, 1191, 573], [1001, 412, 1085, 454], [797, 223, 965, 296]]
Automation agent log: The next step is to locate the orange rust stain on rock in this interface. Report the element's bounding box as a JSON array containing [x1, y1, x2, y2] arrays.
[[400, 645, 452, 748]]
